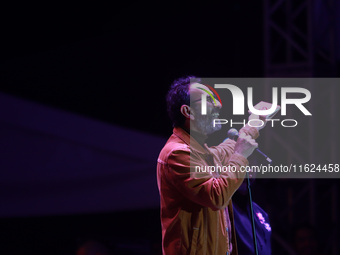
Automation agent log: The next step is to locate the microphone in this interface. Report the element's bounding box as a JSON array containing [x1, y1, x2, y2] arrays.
[[227, 128, 273, 164]]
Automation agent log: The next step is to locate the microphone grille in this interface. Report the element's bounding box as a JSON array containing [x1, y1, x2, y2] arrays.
[[227, 128, 239, 140]]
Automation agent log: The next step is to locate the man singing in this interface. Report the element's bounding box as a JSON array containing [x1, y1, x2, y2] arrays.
[[157, 76, 265, 255]]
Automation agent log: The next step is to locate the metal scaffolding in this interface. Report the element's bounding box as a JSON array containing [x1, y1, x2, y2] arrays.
[[263, 0, 339, 254], [264, 0, 337, 77]]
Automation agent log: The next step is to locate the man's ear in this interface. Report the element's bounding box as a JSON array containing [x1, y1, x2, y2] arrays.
[[180, 105, 194, 120]]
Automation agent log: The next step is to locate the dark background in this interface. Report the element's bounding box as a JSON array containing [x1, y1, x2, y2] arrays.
[[0, 1, 263, 137], [0, 1, 339, 255]]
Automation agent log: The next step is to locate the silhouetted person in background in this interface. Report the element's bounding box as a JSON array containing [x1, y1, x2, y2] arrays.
[[293, 224, 324, 255], [232, 176, 272, 255], [76, 240, 110, 255]]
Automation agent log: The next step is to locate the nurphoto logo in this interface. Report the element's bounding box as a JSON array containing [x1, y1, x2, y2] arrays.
[[194, 82, 312, 128]]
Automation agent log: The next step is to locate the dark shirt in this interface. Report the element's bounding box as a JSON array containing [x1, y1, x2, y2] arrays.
[[233, 195, 272, 255]]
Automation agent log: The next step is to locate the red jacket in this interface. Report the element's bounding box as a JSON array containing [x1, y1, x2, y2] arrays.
[[157, 126, 259, 255]]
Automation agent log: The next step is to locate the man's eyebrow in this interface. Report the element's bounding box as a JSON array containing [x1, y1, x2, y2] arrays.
[[196, 87, 218, 106], [204, 84, 222, 106]]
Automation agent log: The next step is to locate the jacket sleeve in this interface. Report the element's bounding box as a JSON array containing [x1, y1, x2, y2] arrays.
[[165, 146, 248, 211], [164, 126, 259, 211]]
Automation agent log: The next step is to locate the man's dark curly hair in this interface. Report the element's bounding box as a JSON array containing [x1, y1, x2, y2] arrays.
[[166, 75, 200, 127]]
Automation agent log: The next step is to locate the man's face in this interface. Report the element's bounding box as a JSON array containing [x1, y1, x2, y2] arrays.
[[189, 83, 222, 135]]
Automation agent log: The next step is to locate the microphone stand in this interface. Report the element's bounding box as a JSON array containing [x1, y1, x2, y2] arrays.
[[246, 172, 259, 255], [227, 128, 272, 254], [247, 156, 273, 255]]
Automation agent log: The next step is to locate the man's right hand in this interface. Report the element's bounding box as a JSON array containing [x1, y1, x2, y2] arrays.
[[234, 132, 258, 159]]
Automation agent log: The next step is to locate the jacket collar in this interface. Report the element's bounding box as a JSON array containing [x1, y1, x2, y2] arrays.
[[173, 126, 209, 154]]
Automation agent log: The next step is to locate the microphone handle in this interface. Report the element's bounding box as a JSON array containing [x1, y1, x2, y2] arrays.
[[247, 172, 259, 255], [226, 128, 273, 164], [255, 148, 273, 164], [227, 136, 273, 164]]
